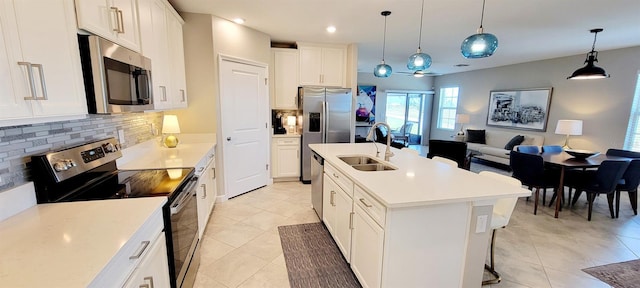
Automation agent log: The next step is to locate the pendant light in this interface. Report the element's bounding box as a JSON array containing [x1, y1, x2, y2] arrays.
[[460, 0, 498, 59], [374, 11, 392, 78], [567, 28, 610, 80], [407, 0, 432, 71]]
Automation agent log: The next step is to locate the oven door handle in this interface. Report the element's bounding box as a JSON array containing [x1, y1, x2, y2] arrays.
[[170, 178, 198, 215]]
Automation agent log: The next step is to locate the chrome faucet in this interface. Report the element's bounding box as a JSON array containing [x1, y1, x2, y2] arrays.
[[366, 122, 395, 161]]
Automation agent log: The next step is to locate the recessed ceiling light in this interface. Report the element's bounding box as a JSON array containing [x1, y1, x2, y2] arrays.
[[326, 26, 336, 33], [455, 64, 469, 67], [233, 18, 245, 24]]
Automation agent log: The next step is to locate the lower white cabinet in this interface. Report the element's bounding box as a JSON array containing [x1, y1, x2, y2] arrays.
[[196, 146, 217, 238], [322, 172, 353, 262], [271, 136, 300, 179], [351, 203, 384, 288], [123, 233, 171, 288]]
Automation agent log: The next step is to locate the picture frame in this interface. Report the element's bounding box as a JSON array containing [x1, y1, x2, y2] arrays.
[[356, 85, 376, 123], [486, 88, 553, 131]]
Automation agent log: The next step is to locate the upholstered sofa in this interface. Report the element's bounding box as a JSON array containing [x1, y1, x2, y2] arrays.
[[463, 129, 545, 166]]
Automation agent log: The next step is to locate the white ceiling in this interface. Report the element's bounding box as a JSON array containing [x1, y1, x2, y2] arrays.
[[168, 0, 640, 76]]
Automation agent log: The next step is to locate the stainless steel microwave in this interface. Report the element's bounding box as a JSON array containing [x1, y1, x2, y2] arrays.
[[78, 35, 153, 113]]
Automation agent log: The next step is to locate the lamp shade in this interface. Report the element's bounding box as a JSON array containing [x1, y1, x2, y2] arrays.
[[555, 120, 582, 135], [287, 116, 296, 126], [455, 114, 470, 124], [461, 31, 498, 59], [162, 115, 181, 134]]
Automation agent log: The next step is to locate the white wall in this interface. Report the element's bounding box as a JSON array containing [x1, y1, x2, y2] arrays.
[[431, 46, 640, 152]]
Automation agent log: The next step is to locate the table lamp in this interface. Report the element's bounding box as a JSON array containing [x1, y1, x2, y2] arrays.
[[287, 115, 296, 134], [162, 115, 181, 148], [455, 114, 470, 135], [555, 120, 582, 149]]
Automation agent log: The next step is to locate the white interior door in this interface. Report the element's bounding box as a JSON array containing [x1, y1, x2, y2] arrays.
[[219, 58, 269, 198]]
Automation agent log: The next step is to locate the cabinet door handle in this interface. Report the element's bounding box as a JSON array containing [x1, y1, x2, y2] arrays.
[[139, 285, 149, 288], [129, 240, 150, 259], [160, 86, 167, 101], [32, 64, 47, 100], [359, 198, 373, 208], [349, 212, 354, 229], [144, 276, 155, 288], [117, 9, 125, 33], [110, 7, 119, 32], [330, 190, 335, 206], [333, 173, 339, 179], [212, 167, 216, 179], [201, 184, 207, 198], [17, 62, 37, 100], [180, 89, 186, 102]]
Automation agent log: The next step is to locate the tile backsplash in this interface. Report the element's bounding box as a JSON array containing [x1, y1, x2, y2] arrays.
[[0, 112, 163, 193]]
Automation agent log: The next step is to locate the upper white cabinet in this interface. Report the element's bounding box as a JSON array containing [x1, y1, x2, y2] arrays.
[[75, 0, 141, 52], [0, 0, 87, 125], [166, 11, 187, 109], [271, 48, 298, 109], [298, 43, 346, 87]]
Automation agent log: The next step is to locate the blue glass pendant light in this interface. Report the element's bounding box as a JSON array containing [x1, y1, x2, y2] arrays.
[[567, 28, 610, 80], [407, 0, 432, 70], [461, 0, 498, 59], [374, 11, 392, 78]]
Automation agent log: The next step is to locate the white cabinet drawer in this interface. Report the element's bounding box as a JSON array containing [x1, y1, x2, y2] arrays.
[[195, 146, 215, 176], [276, 137, 300, 145], [354, 185, 386, 228], [325, 162, 353, 196]]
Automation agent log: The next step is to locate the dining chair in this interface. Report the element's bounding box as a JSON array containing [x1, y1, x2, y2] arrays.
[[606, 149, 640, 217], [427, 139, 469, 169], [431, 156, 458, 167], [516, 145, 540, 154], [509, 151, 560, 214], [541, 145, 563, 153], [567, 160, 630, 221], [478, 171, 521, 285]]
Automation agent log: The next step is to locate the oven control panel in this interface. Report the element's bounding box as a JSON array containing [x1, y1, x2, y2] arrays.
[[37, 137, 123, 183]]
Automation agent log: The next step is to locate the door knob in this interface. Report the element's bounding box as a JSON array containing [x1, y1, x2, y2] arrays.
[[227, 137, 231, 141]]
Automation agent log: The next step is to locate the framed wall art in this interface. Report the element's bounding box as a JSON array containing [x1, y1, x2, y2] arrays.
[[486, 88, 553, 131], [356, 85, 376, 123]]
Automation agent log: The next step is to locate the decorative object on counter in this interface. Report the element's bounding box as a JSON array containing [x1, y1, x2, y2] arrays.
[[455, 113, 470, 135], [567, 28, 610, 80], [287, 116, 297, 134], [406, 0, 432, 71], [162, 115, 181, 148], [374, 11, 392, 78], [555, 119, 582, 149], [461, 0, 498, 59], [274, 112, 287, 134], [486, 88, 553, 131], [278, 223, 361, 288], [564, 149, 599, 159]]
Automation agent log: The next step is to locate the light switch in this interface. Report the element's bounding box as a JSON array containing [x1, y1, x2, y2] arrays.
[[118, 129, 126, 144], [475, 215, 488, 233]]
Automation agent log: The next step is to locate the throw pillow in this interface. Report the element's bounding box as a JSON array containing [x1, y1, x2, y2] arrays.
[[504, 135, 525, 150], [466, 129, 486, 144]]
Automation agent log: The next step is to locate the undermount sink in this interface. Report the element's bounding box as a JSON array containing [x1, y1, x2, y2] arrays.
[[351, 163, 397, 171], [338, 155, 397, 172]]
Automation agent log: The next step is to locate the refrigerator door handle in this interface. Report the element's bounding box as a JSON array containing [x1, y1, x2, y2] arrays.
[[321, 100, 327, 143], [324, 101, 330, 143]]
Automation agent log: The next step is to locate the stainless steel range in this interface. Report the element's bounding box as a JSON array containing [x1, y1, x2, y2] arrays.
[[31, 138, 200, 288]]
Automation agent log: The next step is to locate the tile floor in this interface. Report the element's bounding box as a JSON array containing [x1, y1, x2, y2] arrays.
[[194, 163, 640, 288]]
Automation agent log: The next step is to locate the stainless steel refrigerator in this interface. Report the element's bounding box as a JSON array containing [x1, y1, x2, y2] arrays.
[[300, 87, 353, 183]]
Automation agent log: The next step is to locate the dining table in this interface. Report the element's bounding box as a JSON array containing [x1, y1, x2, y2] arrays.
[[538, 151, 631, 218]]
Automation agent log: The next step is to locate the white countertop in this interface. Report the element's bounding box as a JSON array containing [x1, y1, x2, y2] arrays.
[[272, 134, 300, 138], [118, 133, 216, 170], [0, 197, 166, 287], [309, 143, 531, 208]]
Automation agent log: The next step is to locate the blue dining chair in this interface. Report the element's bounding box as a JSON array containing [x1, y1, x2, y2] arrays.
[[516, 145, 540, 154], [542, 145, 563, 153]]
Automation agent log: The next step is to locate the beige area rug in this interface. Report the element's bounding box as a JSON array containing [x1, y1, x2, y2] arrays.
[[583, 259, 640, 288], [277, 223, 361, 288]]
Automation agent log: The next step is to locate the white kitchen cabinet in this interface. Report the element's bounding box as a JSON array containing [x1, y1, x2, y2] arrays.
[[298, 43, 346, 87], [271, 48, 298, 109], [123, 233, 171, 288], [196, 146, 216, 238], [322, 164, 353, 263], [166, 10, 187, 109], [75, 0, 141, 51], [351, 203, 384, 288], [271, 136, 300, 179], [0, 0, 87, 125]]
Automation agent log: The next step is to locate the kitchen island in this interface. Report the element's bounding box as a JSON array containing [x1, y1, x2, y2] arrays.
[[309, 143, 531, 288]]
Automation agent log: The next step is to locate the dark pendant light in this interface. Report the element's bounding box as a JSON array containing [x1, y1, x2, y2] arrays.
[[374, 11, 392, 78], [567, 28, 610, 80], [460, 0, 498, 59], [407, 0, 432, 71]]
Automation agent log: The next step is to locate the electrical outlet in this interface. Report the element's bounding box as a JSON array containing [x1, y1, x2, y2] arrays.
[[475, 215, 488, 233], [118, 129, 126, 144], [150, 123, 158, 135]]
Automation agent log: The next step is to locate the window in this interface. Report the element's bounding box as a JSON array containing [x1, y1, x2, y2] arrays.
[[623, 71, 640, 151], [385, 91, 428, 145], [437, 87, 459, 130]]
